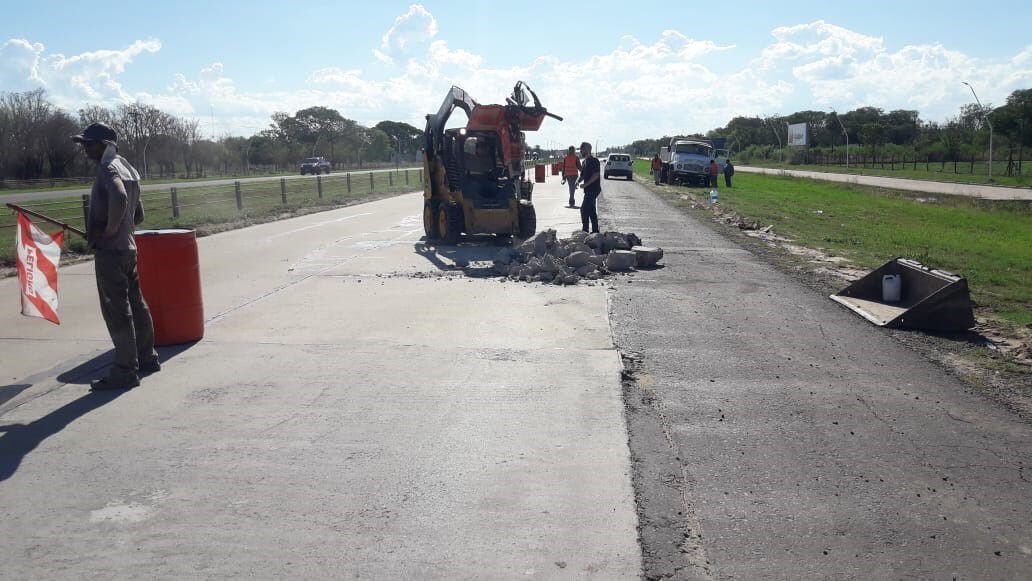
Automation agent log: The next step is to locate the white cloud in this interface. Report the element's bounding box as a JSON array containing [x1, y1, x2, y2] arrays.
[[2, 9, 1029, 146], [0, 38, 160, 109], [376, 4, 438, 64]]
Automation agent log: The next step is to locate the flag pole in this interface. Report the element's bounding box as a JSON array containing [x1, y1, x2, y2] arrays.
[[6, 203, 87, 238]]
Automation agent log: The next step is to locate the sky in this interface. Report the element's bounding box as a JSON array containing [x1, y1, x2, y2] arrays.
[[1, 0, 1030, 148]]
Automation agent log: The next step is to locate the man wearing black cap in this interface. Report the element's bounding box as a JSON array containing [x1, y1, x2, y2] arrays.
[[576, 142, 601, 233], [72, 122, 159, 391]]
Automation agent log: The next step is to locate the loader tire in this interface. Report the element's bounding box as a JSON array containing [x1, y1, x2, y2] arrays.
[[438, 203, 463, 245], [518, 203, 537, 239], [423, 200, 440, 239]]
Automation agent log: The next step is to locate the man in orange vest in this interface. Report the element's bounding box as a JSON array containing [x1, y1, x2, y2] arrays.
[[560, 145, 581, 207], [651, 153, 663, 185]]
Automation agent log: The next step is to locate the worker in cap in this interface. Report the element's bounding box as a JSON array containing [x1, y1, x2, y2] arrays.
[[72, 122, 159, 390], [576, 142, 601, 233]]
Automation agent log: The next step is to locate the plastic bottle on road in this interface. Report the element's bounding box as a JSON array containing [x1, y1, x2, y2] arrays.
[[709, 189, 718, 205]]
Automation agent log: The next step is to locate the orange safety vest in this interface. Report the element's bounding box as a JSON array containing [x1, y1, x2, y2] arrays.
[[562, 153, 580, 177]]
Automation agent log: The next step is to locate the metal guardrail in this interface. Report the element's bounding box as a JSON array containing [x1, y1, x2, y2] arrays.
[[0, 168, 425, 235]]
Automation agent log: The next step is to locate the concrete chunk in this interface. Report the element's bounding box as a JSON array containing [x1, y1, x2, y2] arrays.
[[605, 250, 636, 271], [631, 246, 664, 268]]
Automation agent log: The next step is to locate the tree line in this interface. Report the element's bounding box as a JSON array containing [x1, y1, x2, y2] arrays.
[[618, 89, 1031, 176], [0, 88, 425, 182]]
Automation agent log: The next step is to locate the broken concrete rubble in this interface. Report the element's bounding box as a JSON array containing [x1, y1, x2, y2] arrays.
[[491, 228, 663, 285]]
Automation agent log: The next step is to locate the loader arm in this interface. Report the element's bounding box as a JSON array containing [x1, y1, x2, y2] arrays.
[[424, 86, 479, 160]]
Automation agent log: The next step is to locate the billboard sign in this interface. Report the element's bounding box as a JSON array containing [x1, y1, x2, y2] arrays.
[[787, 122, 808, 146]]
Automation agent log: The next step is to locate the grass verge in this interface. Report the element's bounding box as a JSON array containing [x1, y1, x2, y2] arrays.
[[1, 170, 422, 268]]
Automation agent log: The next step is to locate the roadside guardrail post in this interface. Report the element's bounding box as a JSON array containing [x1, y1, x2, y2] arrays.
[[280, 178, 287, 204], [389, 171, 393, 187], [419, 169, 424, 184], [369, 171, 374, 190], [171, 187, 179, 219], [235, 181, 243, 211], [405, 169, 409, 185], [317, 175, 323, 199], [346, 172, 352, 193], [81, 194, 89, 227]]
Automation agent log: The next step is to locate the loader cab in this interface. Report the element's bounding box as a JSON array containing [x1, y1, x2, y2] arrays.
[[440, 129, 514, 210]]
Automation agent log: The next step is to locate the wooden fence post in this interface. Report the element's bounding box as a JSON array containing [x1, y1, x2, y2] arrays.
[[235, 181, 243, 210], [171, 187, 179, 219], [317, 175, 323, 199], [405, 169, 409, 185], [347, 172, 352, 193], [280, 178, 287, 204], [369, 171, 374, 190], [389, 171, 393, 187]]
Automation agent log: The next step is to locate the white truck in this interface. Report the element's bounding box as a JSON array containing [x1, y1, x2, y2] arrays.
[[659, 138, 727, 186]]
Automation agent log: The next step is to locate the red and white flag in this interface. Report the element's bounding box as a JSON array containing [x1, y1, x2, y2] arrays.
[[15, 212, 65, 325]]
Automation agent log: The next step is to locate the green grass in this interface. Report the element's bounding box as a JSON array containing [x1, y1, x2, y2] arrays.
[[0, 169, 423, 267], [632, 160, 1032, 325], [743, 160, 1029, 188]]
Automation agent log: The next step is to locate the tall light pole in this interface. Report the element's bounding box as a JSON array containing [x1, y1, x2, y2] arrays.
[[764, 115, 783, 164], [829, 107, 849, 169], [962, 81, 993, 180]]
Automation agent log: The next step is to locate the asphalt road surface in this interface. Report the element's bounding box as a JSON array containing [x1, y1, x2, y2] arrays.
[[2, 166, 421, 205], [2, 171, 1030, 578], [0, 182, 639, 577], [738, 165, 1032, 200], [597, 175, 1032, 578]]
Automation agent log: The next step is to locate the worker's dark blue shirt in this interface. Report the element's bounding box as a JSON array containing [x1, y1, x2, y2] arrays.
[[582, 156, 601, 196]]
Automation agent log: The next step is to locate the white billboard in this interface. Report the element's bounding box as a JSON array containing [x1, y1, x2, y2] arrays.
[[787, 122, 808, 146]]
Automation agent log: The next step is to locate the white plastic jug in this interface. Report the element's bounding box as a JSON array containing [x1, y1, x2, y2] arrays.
[[882, 274, 902, 303]]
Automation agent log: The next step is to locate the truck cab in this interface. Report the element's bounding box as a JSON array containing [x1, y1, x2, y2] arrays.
[[661, 139, 714, 186]]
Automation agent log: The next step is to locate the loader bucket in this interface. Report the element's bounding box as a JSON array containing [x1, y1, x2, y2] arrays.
[[830, 258, 975, 332]]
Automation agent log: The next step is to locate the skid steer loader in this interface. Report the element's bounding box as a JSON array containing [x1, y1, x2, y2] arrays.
[[422, 81, 561, 244]]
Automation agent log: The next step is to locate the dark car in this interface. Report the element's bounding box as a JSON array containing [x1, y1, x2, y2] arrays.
[[300, 156, 330, 175]]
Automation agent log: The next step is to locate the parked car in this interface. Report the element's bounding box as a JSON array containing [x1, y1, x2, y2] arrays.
[[300, 157, 330, 175], [604, 153, 633, 180]]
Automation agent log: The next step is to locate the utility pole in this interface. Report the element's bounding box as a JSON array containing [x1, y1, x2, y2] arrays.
[[962, 81, 993, 180], [829, 107, 849, 169]]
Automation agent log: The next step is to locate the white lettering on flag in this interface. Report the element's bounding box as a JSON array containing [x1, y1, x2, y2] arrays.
[[15, 212, 65, 325]]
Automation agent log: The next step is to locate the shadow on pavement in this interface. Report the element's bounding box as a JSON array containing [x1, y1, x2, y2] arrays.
[[0, 389, 126, 482], [0, 341, 199, 483], [57, 341, 199, 385], [413, 238, 508, 279], [0, 385, 32, 408]]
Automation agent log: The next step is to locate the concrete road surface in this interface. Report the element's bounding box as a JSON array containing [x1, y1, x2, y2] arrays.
[[738, 165, 1032, 200], [0, 184, 641, 577], [2, 166, 420, 205], [597, 175, 1032, 578]]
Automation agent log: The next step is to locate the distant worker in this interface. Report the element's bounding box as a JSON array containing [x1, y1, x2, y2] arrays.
[[561, 145, 581, 207], [650, 153, 663, 185], [708, 159, 720, 188], [72, 122, 160, 391], [724, 159, 734, 187], [577, 142, 601, 233]]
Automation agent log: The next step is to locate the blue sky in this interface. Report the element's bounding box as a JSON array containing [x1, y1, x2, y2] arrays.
[[2, 1, 1030, 146]]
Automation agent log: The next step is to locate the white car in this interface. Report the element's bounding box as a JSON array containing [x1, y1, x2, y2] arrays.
[[604, 153, 633, 180]]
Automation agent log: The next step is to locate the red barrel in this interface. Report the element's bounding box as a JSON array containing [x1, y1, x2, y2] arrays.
[[534, 164, 546, 183], [135, 229, 204, 346]]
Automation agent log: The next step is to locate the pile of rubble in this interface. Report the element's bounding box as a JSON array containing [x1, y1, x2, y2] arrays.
[[493, 229, 663, 285]]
